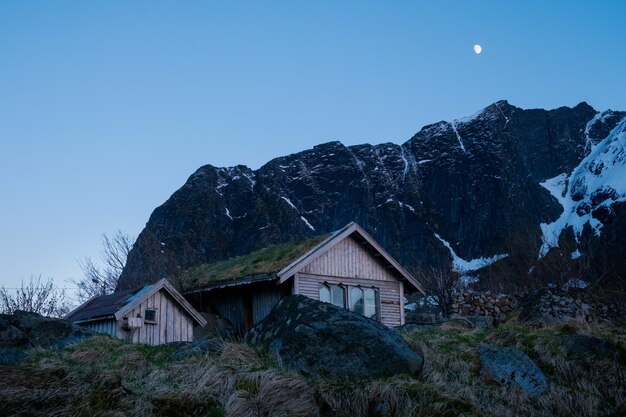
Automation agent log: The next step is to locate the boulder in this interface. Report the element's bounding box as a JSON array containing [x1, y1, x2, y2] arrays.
[[479, 345, 548, 396], [0, 311, 94, 349], [246, 295, 424, 378]]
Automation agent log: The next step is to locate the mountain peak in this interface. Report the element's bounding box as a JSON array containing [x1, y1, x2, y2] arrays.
[[118, 102, 626, 293]]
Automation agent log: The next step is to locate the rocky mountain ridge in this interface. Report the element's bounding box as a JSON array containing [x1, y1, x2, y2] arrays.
[[117, 101, 626, 292]]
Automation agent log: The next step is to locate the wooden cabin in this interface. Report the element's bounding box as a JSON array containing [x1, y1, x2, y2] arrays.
[[66, 279, 207, 345], [186, 222, 425, 333]]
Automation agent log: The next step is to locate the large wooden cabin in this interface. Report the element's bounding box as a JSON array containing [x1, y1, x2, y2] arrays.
[[186, 222, 425, 333]]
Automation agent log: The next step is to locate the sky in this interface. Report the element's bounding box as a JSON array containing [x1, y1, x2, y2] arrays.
[[1, 0, 625, 295]]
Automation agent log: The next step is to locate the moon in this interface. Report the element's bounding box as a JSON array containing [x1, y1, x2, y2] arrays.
[[473, 44, 482, 54]]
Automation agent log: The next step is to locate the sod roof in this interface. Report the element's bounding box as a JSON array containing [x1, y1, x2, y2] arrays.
[[181, 233, 331, 289]]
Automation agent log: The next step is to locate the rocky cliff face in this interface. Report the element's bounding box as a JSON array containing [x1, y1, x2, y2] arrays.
[[117, 101, 626, 291]]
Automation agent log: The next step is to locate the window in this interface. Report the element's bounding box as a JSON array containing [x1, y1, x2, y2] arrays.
[[349, 287, 364, 315], [144, 309, 157, 323], [319, 283, 345, 308], [363, 288, 377, 320], [331, 284, 345, 308], [319, 283, 379, 320], [319, 284, 331, 303]]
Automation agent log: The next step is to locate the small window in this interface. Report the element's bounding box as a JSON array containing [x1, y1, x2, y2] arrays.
[[144, 309, 157, 323]]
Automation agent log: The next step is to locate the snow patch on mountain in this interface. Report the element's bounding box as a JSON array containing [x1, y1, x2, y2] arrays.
[[450, 121, 466, 153], [281, 196, 298, 211], [434, 233, 508, 273], [540, 116, 626, 256], [540, 173, 568, 208], [301, 216, 315, 231]]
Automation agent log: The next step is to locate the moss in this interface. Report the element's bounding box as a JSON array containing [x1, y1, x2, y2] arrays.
[[180, 233, 330, 288]]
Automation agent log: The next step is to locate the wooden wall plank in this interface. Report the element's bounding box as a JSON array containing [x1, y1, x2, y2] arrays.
[[166, 298, 174, 343]]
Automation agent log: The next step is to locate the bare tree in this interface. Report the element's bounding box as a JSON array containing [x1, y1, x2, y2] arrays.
[[0, 275, 71, 318], [417, 266, 460, 317], [73, 230, 134, 302]]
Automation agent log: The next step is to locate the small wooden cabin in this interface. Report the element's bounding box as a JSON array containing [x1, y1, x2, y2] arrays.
[[66, 279, 207, 345], [186, 222, 425, 333]]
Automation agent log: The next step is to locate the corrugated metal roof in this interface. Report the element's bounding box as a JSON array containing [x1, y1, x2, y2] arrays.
[[66, 285, 149, 323]]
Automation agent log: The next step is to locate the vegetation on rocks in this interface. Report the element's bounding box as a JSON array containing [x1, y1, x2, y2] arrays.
[[1, 319, 624, 417]]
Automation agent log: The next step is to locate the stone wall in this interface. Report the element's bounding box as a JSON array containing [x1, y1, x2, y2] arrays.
[[449, 291, 518, 322]]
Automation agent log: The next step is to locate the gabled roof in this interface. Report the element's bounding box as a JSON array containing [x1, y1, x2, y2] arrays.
[[278, 222, 426, 294], [66, 279, 207, 326]]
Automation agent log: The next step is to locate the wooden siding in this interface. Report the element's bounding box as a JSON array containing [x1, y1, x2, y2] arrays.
[[116, 289, 194, 345], [252, 287, 283, 324], [302, 235, 399, 282], [82, 319, 117, 337], [297, 273, 403, 327], [198, 281, 290, 333], [213, 295, 246, 333]]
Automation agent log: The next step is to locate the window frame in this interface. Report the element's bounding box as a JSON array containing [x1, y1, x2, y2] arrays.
[[144, 308, 158, 324], [319, 282, 380, 321]]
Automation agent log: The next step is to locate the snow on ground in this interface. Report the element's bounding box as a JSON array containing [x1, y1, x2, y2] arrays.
[[224, 207, 233, 221], [434, 233, 508, 273], [540, 116, 626, 256]]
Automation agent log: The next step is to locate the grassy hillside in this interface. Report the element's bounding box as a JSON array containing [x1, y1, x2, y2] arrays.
[[1, 321, 625, 417]]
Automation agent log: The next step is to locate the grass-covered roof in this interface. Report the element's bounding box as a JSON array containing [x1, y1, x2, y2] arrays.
[[181, 233, 330, 289]]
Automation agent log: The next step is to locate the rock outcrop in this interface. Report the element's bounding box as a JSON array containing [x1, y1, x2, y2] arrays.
[[0, 311, 95, 365], [246, 295, 424, 378], [479, 345, 548, 396], [0, 311, 94, 349]]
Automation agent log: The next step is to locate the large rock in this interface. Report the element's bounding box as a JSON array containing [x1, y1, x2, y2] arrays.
[[0, 311, 94, 349], [479, 345, 548, 396], [246, 295, 424, 378]]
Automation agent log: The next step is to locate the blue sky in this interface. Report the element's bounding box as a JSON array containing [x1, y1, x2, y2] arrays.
[[1, 1, 625, 293]]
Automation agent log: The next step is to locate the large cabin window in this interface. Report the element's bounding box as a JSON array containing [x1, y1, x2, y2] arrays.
[[319, 283, 379, 320]]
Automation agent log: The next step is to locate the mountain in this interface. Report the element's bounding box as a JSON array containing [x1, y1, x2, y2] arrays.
[[117, 101, 626, 293]]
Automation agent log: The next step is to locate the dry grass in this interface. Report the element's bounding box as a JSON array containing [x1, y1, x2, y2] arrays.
[[1, 323, 624, 417]]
